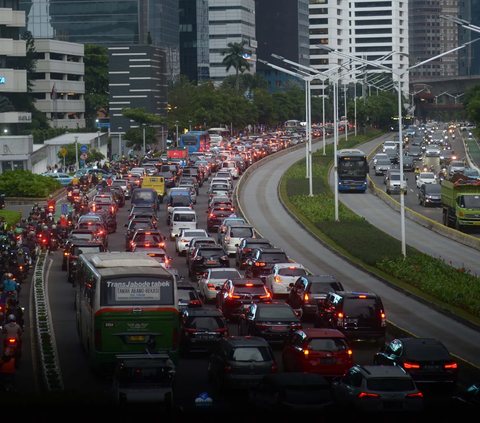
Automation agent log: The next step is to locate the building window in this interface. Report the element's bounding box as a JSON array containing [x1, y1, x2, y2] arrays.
[[310, 28, 328, 35], [274, 81, 281, 88]]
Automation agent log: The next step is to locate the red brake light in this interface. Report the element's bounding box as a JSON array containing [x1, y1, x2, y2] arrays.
[[225, 362, 232, 374], [359, 295, 367, 298], [270, 362, 277, 373], [8, 339, 16, 344], [228, 292, 241, 299], [404, 362, 420, 369], [245, 283, 253, 287], [444, 363, 457, 369], [338, 313, 344, 318], [407, 392, 423, 398], [358, 392, 379, 398]]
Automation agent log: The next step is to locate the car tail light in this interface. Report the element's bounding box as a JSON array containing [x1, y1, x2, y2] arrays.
[[255, 262, 266, 267], [407, 392, 423, 398], [270, 362, 277, 373], [260, 291, 271, 299], [404, 362, 420, 369], [381, 312, 386, 327], [444, 362, 457, 369], [189, 299, 202, 306], [228, 292, 241, 299], [337, 312, 344, 327], [210, 213, 214, 217], [225, 362, 232, 374], [348, 349, 353, 355], [8, 338, 16, 344], [207, 284, 216, 290], [216, 328, 229, 337], [274, 276, 282, 284], [242, 248, 251, 252], [255, 323, 270, 329], [357, 392, 379, 398]]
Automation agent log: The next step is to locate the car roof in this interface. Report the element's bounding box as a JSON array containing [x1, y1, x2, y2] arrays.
[[70, 240, 104, 247], [303, 275, 340, 283], [231, 278, 263, 285], [335, 291, 379, 298], [358, 365, 409, 378], [223, 336, 269, 347], [256, 248, 286, 253], [243, 238, 270, 243], [300, 328, 347, 338], [183, 309, 224, 317], [274, 263, 303, 268]]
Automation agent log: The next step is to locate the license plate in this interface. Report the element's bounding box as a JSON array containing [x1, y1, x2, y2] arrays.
[[424, 365, 441, 371], [272, 326, 287, 331], [350, 187, 355, 190], [321, 358, 337, 364], [346, 318, 358, 323], [206, 260, 217, 265], [473, 222, 480, 226], [127, 335, 146, 341]]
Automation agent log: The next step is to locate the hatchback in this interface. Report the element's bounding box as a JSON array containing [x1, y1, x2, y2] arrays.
[[207, 337, 277, 391], [282, 329, 353, 377]]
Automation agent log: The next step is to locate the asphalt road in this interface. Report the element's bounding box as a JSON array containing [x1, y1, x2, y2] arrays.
[[240, 137, 480, 371]]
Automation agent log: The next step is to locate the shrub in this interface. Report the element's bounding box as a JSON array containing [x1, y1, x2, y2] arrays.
[[0, 210, 22, 229], [292, 194, 363, 222], [0, 170, 61, 197]]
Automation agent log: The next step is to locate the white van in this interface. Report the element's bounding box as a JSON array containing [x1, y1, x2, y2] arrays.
[[221, 225, 255, 256], [222, 161, 239, 179], [170, 209, 197, 240]]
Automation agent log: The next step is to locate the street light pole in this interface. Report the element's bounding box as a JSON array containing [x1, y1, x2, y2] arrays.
[[175, 121, 179, 147], [74, 135, 79, 171], [118, 127, 122, 160], [333, 80, 339, 221], [97, 131, 101, 151], [344, 82, 348, 141], [142, 124, 146, 157], [189, 120, 192, 132]]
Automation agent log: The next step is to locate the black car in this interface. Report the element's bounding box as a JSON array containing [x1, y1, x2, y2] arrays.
[[408, 145, 422, 160], [292, 275, 345, 319], [244, 248, 289, 281], [374, 338, 458, 393], [402, 155, 415, 171], [418, 183, 442, 207], [124, 218, 155, 250], [238, 302, 302, 344], [188, 246, 229, 281], [62, 230, 96, 270], [66, 240, 105, 283], [314, 291, 386, 344], [159, 171, 176, 188], [235, 238, 273, 270], [177, 281, 202, 312], [216, 278, 272, 321], [180, 309, 228, 356], [207, 207, 236, 232], [440, 149, 457, 166], [127, 229, 165, 252]]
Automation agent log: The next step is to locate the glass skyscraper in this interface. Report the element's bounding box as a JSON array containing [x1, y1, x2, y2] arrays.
[[19, 0, 180, 79]]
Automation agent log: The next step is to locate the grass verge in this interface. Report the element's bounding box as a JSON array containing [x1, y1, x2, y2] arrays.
[[0, 210, 22, 229]]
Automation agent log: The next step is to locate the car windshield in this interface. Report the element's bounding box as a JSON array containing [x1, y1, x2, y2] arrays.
[[366, 378, 415, 392], [173, 213, 196, 222], [186, 316, 225, 331], [129, 222, 151, 230], [182, 230, 206, 238], [112, 181, 126, 187], [462, 195, 480, 208], [177, 289, 197, 302], [464, 169, 479, 177], [118, 365, 173, 387], [229, 347, 272, 362], [209, 269, 241, 279], [451, 161, 465, 168], [198, 248, 224, 257], [425, 185, 441, 195], [278, 268, 307, 277], [420, 173, 435, 179], [132, 191, 154, 202], [232, 285, 266, 295], [70, 233, 94, 241], [377, 160, 391, 166], [307, 337, 349, 352], [133, 233, 162, 244], [343, 298, 381, 317], [171, 197, 190, 207], [229, 227, 254, 238], [390, 175, 406, 181], [257, 306, 296, 319], [259, 253, 288, 262]]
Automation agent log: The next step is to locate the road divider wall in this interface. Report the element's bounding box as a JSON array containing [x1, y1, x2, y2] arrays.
[[34, 250, 63, 391], [366, 142, 480, 252]]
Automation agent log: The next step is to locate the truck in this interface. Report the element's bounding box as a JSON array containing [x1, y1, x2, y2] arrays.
[[166, 147, 188, 166], [441, 175, 480, 231]]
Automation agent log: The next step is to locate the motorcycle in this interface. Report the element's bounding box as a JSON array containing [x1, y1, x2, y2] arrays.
[[50, 237, 58, 252], [45, 204, 56, 215]]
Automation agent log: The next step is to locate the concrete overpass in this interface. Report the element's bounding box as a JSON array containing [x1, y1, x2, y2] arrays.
[[410, 75, 480, 96]]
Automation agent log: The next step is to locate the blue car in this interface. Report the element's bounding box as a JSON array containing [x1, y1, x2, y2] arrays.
[[43, 172, 73, 187]]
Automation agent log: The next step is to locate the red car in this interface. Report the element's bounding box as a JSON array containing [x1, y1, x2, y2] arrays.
[[282, 328, 353, 377]]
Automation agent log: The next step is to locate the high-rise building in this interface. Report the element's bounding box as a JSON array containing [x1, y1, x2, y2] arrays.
[[179, 0, 210, 83], [19, 0, 180, 81], [208, 0, 257, 84], [409, 0, 458, 81], [0, 0, 28, 127], [31, 40, 85, 129], [309, 0, 409, 96], [458, 0, 480, 76], [255, 0, 310, 91]]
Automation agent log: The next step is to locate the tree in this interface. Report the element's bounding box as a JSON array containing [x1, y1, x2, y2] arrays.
[[0, 96, 15, 113], [121, 108, 166, 150], [57, 144, 104, 166], [221, 41, 251, 90], [282, 79, 303, 92], [84, 44, 109, 128]]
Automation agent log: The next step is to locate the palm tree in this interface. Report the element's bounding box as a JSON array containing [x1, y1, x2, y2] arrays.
[[282, 79, 303, 92], [222, 41, 251, 90], [0, 96, 15, 113]]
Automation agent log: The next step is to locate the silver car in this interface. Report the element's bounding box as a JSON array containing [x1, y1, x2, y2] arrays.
[[374, 159, 392, 176], [332, 365, 423, 412], [425, 145, 440, 157], [448, 161, 466, 176], [175, 228, 208, 256]]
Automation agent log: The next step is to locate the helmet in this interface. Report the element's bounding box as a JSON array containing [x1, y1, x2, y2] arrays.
[[9, 241, 15, 247], [61, 214, 66, 219], [49, 195, 53, 199], [52, 225, 57, 230], [48, 213, 53, 218], [43, 225, 48, 230], [34, 202, 38, 207], [6, 314, 16, 324], [16, 223, 20, 228], [7, 231, 12, 237], [17, 250, 23, 255], [21, 218, 26, 223], [6, 273, 13, 279]]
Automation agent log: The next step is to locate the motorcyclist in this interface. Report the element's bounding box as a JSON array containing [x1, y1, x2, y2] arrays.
[[0, 218, 7, 236], [6, 299, 23, 330], [1, 314, 22, 352], [24, 235, 36, 263], [286, 287, 303, 310], [71, 175, 80, 185], [31, 202, 41, 215], [47, 195, 56, 212], [59, 214, 68, 228], [40, 225, 51, 250], [0, 348, 16, 384], [1, 274, 19, 298]]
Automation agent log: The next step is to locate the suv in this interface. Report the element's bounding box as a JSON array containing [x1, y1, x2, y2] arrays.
[[180, 309, 228, 356], [188, 245, 229, 281], [235, 237, 273, 270], [292, 275, 344, 319], [244, 248, 289, 281], [177, 281, 202, 312], [314, 291, 386, 344], [207, 207, 236, 233]]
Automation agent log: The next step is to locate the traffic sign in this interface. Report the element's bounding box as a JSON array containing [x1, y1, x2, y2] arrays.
[[61, 204, 68, 215], [61, 147, 67, 157], [80, 145, 88, 153], [80, 159, 85, 164], [80, 153, 88, 160]]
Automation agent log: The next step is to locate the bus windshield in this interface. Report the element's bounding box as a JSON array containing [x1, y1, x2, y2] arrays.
[[338, 157, 368, 178], [101, 276, 174, 306], [181, 135, 198, 146]]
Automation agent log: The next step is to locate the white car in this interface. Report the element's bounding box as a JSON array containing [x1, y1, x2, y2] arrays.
[[264, 263, 308, 297], [372, 153, 389, 166], [416, 172, 437, 188], [425, 145, 440, 156], [198, 267, 242, 303], [175, 228, 208, 256], [178, 183, 197, 204]]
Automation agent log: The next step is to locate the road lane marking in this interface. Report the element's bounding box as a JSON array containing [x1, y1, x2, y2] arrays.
[[30, 264, 41, 393]]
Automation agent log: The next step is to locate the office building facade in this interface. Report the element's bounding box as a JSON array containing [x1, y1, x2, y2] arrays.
[[309, 0, 409, 95], [19, 0, 180, 82], [0, 0, 28, 126], [31, 39, 85, 129], [458, 0, 480, 76], [208, 0, 257, 84], [255, 0, 310, 91], [108, 44, 167, 136], [409, 0, 458, 81], [179, 0, 210, 83]]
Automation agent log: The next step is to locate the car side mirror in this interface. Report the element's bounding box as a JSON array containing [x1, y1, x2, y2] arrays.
[[235, 244, 239, 247], [289, 283, 294, 288], [215, 286, 221, 291]]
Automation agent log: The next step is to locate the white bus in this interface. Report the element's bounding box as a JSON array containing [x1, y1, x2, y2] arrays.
[[207, 128, 229, 145]]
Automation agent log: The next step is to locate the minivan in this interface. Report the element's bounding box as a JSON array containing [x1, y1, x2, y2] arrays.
[[221, 225, 256, 256], [170, 209, 197, 240]]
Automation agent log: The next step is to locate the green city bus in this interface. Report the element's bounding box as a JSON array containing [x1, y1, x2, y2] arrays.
[[75, 252, 179, 371]]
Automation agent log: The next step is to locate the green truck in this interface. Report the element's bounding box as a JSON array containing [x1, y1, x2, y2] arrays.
[[441, 177, 480, 231]]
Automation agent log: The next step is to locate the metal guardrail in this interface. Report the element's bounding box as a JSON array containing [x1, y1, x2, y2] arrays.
[[34, 250, 64, 391]]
